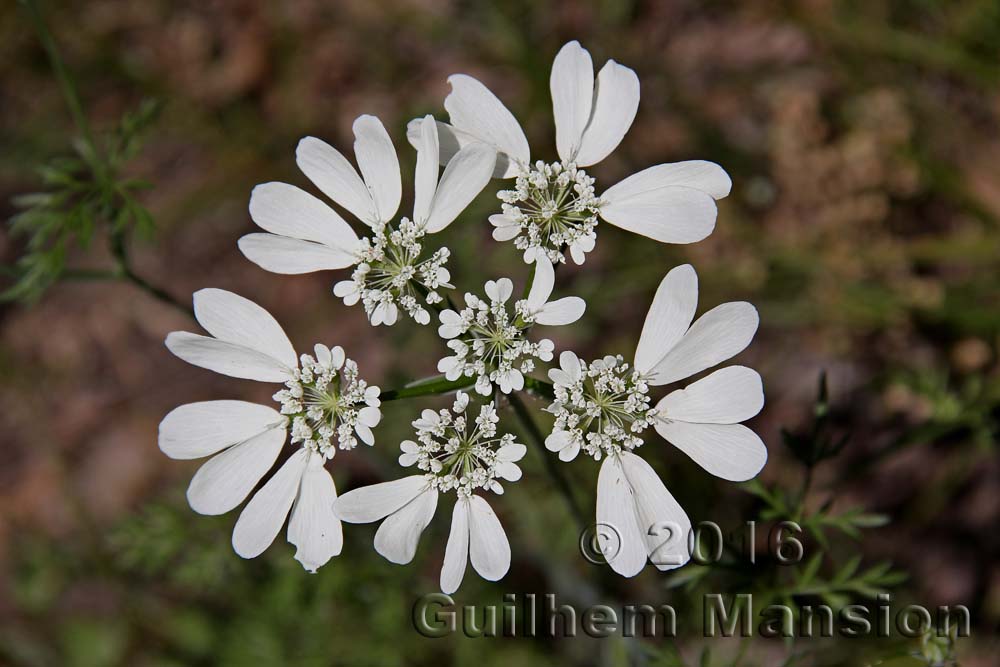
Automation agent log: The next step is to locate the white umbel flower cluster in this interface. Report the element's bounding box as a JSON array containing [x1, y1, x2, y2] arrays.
[[544, 352, 656, 461], [493, 160, 600, 264], [159, 40, 764, 592], [274, 345, 382, 457], [437, 257, 585, 394], [333, 218, 451, 325], [399, 391, 526, 496], [241, 114, 495, 326]]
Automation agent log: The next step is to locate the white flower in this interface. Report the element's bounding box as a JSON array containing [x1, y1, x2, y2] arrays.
[[436, 257, 584, 395], [333, 392, 525, 593], [240, 115, 496, 325], [547, 264, 766, 577], [159, 288, 381, 572], [545, 352, 655, 461], [407, 40, 731, 264]]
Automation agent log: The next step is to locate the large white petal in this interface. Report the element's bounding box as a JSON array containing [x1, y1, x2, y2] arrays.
[[608, 161, 731, 200], [187, 427, 285, 515], [574, 60, 639, 167], [287, 455, 343, 572], [332, 475, 430, 523], [192, 289, 297, 369], [526, 256, 554, 311], [599, 184, 717, 244], [440, 498, 470, 594], [535, 297, 586, 326], [238, 234, 356, 274], [596, 455, 647, 577], [407, 119, 514, 179], [412, 115, 439, 225], [374, 487, 438, 564], [248, 182, 360, 251], [423, 143, 496, 233], [444, 74, 529, 173], [159, 400, 283, 460], [353, 115, 401, 223], [550, 40, 594, 163], [633, 264, 698, 376], [295, 136, 376, 225], [165, 332, 293, 383], [654, 421, 767, 482], [467, 495, 511, 582], [231, 448, 309, 559], [647, 302, 759, 386], [657, 366, 764, 424], [619, 451, 692, 571]]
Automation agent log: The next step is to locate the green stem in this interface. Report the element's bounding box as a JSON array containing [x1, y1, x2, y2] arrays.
[[21, 0, 96, 152], [110, 229, 194, 317], [507, 391, 587, 532], [379, 375, 475, 401]]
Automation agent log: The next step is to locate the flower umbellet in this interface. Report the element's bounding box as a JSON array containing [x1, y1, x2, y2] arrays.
[[407, 40, 732, 265], [160, 288, 381, 572], [333, 391, 525, 593], [240, 115, 495, 325], [158, 40, 766, 593], [544, 264, 766, 577]]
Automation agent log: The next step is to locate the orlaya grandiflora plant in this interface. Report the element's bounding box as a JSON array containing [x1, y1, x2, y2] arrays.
[[407, 40, 732, 265], [159, 40, 765, 593], [160, 288, 381, 572], [240, 114, 495, 326], [544, 264, 766, 577], [332, 391, 526, 594]]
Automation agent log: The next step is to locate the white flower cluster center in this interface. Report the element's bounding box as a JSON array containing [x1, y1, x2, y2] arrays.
[[438, 281, 555, 395], [334, 218, 451, 326], [398, 392, 525, 497], [546, 354, 656, 461], [273, 344, 382, 458], [495, 160, 600, 264]]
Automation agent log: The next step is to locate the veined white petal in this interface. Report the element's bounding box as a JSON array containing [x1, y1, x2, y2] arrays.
[[413, 115, 439, 225], [484, 278, 513, 304], [424, 143, 496, 233], [187, 427, 285, 515], [575, 60, 639, 167], [609, 161, 732, 200], [296, 136, 376, 226], [550, 40, 594, 163], [440, 497, 470, 594], [535, 297, 586, 326], [596, 455, 647, 577], [353, 115, 401, 224], [655, 421, 766, 482], [561, 350, 582, 382], [231, 448, 309, 559], [634, 264, 698, 376], [657, 366, 764, 424], [192, 289, 297, 369], [159, 400, 283, 460], [647, 302, 759, 386], [239, 234, 356, 274], [332, 475, 430, 523], [444, 74, 529, 174], [248, 182, 360, 250], [407, 119, 515, 179], [526, 256, 554, 311], [374, 487, 438, 564], [288, 456, 343, 572], [165, 332, 293, 383], [467, 495, 510, 582], [497, 443, 527, 462], [600, 184, 717, 244], [619, 451, 692, 571]]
